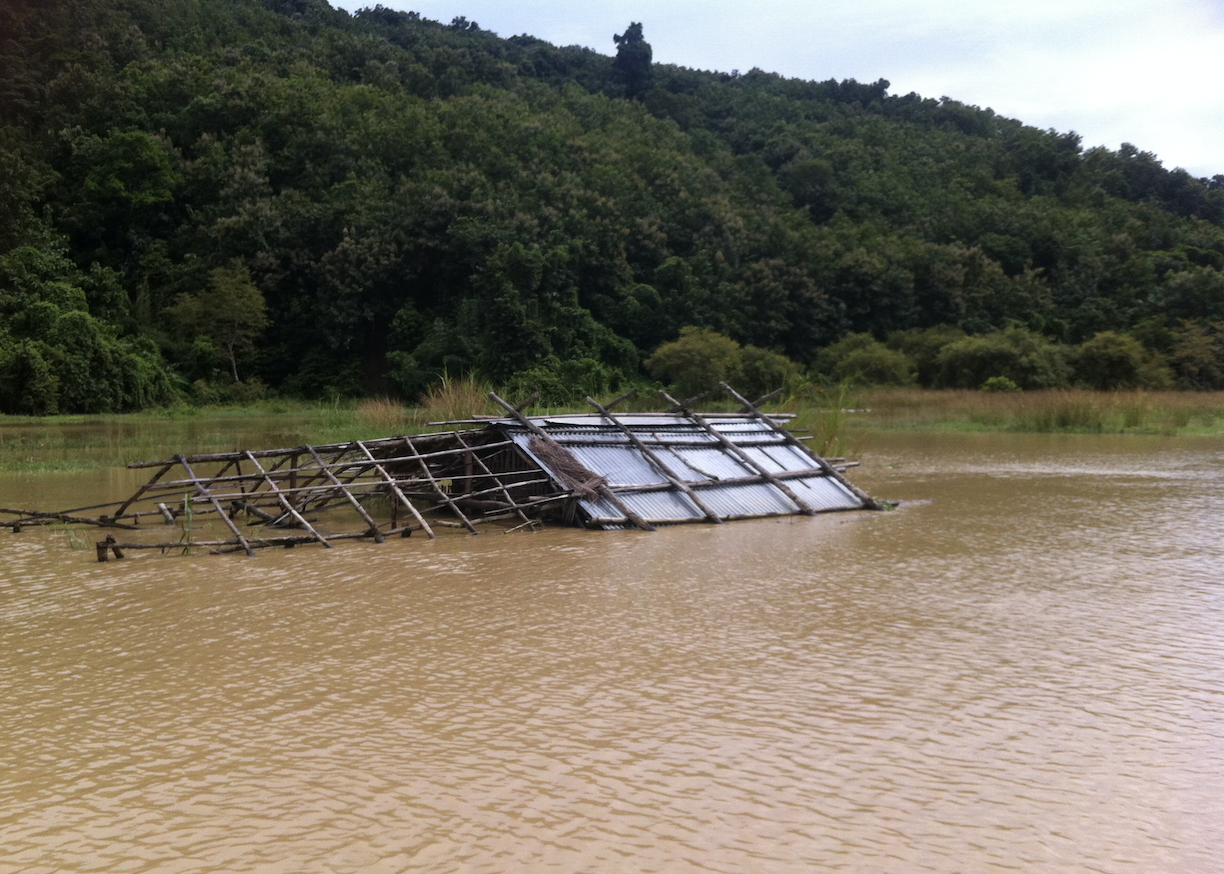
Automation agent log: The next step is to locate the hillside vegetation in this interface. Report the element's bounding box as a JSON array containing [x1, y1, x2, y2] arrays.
[[2, 0, 1223, 414]]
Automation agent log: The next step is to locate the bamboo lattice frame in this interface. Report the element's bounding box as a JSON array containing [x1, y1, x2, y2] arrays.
[[1, 388, 874, 561]]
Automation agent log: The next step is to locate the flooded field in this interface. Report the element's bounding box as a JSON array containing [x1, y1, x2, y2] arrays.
[[1, 422, 1222, 872]]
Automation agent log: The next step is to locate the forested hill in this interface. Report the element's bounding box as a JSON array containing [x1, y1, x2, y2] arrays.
[[3, 0, 1224, 413]]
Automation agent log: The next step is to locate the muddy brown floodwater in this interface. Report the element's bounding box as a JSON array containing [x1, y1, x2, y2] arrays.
[[1, 429, 1222, 872]]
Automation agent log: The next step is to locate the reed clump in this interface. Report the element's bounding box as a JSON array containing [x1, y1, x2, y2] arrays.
[[419, 374, 493, 425], [783, 383, 866, 458]]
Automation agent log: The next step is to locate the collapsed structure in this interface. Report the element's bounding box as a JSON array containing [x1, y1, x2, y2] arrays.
[[2, 385, 880, 561]]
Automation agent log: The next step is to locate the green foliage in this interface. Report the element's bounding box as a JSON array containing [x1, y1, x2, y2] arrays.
[[816, 332, 916, 385], [838, 345, 917, 386], [1169, 320, 1224, 389], [935, 328, 1070, 390], [645, 327, 743, 398], [166, 264, 268, 383], [2, 0, 1223, 413], [1071, 331, 1172, 390], [980, 376, 1021, 393], [887, 325, 966, 386]]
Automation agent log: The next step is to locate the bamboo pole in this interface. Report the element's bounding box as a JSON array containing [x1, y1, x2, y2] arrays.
[[353, 440, 436, 540], [175, 455, 255, 557], [242, 452, 333, 548], [585, 396, 724, 524], [718, 382, 882, 510], [488, 391, 655, 532], [659, 391, 817, 515], [109, 462, 175, 522], [451, 430, 535, 529], [302, 444, 386, 543], [399, 437, 479, 535]]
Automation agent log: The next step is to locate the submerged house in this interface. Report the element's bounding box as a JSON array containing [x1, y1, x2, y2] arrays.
[[4, 386, 880, 560]]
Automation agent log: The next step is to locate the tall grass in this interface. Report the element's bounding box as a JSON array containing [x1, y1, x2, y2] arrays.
[[420, 373, 493, 425], [355, 397, 413, 435], [782, 383, 866, 458], [851, 389, 1224, 434]]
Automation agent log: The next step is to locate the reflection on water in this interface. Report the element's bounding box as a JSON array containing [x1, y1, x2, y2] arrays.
[[2, 432, 1222, 872]]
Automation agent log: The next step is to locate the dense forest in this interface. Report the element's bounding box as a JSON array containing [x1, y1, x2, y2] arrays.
[[2, 0, 1224, 414]]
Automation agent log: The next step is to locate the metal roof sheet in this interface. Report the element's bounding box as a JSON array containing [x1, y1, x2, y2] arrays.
[[503, 416, 869, 528]]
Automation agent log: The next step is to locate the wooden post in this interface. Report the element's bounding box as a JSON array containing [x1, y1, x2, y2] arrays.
[[353, 441, 436, 540], [399, 437, 480, 535], [302, 444, 386, 544], [451, 430, 536, 530], [110, 462, 175, 521], [489, 391, 656, 532], [718, 382, 882, 510], [585, 396, 723, 524], [176, 455, 256, 557], [242, 452, 333, 548], [603, 387, 639, 412], [659, 391, 817, 515]]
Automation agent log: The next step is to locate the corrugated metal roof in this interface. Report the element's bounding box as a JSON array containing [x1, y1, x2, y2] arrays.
[[504, 414, 871, 528]]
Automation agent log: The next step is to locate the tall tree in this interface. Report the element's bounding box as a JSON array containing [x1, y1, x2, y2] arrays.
[[613, 22, 653, 100]]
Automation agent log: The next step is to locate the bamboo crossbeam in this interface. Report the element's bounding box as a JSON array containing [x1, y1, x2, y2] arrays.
[[718, 382, 881, 510], [451, 430, 534, 528], [302, 444, 385, 543], [660, 391, 816, 516], [399, 437, 479, 534], [354, 440, 436, 540], [126, 437, 518, 471], [109, 463, 175, 522], [243, 451, 332, 548], [489, 391, 656, 533], [586, 396, 724, 525], [177, 455, 255, 556]]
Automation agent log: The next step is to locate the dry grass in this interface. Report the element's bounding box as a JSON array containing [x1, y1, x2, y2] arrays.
[[850, 388, 1224, 433], [354, 397, 413, 435], [419, 374, 493, 425]]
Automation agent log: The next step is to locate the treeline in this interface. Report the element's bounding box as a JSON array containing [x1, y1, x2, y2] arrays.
[[2, 0, 1223, 414]]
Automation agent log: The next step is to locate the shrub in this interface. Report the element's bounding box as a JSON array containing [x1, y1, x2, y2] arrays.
[[814, 332, 878, 377], [740, 344, 801, 399], [980, 376, 1021, 392], [837, 344, 916, 386], [1071, 331, 1171, 390], [935, 328, 1070, 389], [887, 325, 966, 387], [645, 326, 743, 398], [815, 332, 916, 385]]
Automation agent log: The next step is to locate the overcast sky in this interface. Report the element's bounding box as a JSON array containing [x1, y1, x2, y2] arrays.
[[330, 0, 1224, 178]]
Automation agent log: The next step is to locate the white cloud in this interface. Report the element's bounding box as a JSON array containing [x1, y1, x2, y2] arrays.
[[330, 0, 1224, 176]]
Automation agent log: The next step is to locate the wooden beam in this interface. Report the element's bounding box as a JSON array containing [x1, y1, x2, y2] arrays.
[[718, 382, 882, 510], [488, 391, 656, 532], [243, 452, 332, 548], [451, 430, 535, 530], [585, 396, 723, 524], [176, 455, 255, 557], [659, 391, 817, 516], [110, 462, 175, 521], [513, 391, 541, 413], [602, 387, 639, 412], [302, 445, 386, 543], [353, 441, 436, 540], [748, 387, 783, 409], [664, 392, 705, 414], [399, 437, 479, 534]]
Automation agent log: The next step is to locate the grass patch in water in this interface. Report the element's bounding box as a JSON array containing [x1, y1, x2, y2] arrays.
[[849, 389, 1224, 434]]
